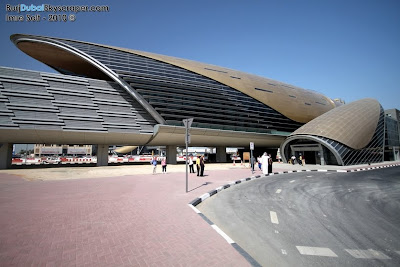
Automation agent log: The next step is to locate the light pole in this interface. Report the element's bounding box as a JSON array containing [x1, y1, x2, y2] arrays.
[[250, 142, 254, 174], [183, 118, 193, 193]]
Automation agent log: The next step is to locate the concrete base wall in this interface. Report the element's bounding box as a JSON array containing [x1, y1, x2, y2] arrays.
[[0, 143, 13, 169], [166, 145, 177, 164], [97, 145, 109, 167]]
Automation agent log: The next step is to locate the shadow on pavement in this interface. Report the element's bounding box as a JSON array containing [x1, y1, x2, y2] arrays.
[[188, 181, 212, 192]]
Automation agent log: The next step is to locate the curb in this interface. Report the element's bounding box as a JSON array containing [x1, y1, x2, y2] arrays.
[[188, 163, 400, 266]]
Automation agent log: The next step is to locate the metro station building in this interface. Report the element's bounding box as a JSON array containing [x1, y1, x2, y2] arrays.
[[0, 34, 398, 168]]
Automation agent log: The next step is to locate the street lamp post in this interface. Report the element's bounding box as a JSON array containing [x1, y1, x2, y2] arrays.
[[183, 118, 193, 193]]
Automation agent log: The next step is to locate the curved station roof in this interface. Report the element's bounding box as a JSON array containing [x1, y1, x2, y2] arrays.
[[0, 33, 385, 165], [11, 34, 336, 124]]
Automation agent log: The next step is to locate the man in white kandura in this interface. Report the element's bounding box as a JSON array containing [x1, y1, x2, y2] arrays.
[[261, 152, 270, 175]]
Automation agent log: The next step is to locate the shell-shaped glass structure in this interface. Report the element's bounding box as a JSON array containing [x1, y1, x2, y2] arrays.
[[280, 99, 385, 165]]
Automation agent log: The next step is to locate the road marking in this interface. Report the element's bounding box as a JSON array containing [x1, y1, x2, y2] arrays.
[[306, 176, 312, 178], [281, 249, 287, 255], [270, 211, 279, 224], [290, 180, 295, 183], [275, 230, 279, 234], [276, 189, 282, 194], [345, 249, 390, 259], [211, 225, 235, 244], [188, 204, 201, 214], [296, 246, 338, 257]]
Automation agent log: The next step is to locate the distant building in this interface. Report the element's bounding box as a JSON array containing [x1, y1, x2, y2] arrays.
[[384, 109, 400, 161]]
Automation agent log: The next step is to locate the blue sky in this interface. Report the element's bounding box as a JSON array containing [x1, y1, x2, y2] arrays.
[[0, 0, 399, 109]]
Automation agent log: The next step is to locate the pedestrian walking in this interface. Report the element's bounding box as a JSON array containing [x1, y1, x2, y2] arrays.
[[250, 155, 255, 173], [261, 152, 269, 175], [268, 154, 273, 173], [258, 156, 262, 170], [161, 157, 167, 174], [200, 155, 205, 176], [196, 155, 201, 176], [291, 155, 296, 165], [188, 156, 195, 173], [298, 154, 303, 166], [151, 157, 157, 174]]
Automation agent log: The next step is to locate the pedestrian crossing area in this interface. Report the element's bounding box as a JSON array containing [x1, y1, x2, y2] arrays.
[[293, 246, 398, 261]]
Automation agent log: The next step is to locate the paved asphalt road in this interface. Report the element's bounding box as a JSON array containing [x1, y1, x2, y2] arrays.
[[198, 167, 400, 267]]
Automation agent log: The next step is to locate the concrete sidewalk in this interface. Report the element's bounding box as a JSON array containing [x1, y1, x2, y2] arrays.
[[0, 166, 257, 266], [0, 161, 399, 266], [3, 161, 400, 181]]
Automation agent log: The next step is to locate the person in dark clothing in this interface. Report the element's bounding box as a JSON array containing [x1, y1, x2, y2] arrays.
[[200, 156, 205, 176], [196, 156, 200, 176], [188, 156, 195, 173], [268, 154, 273, 174], [250, 156, 255, 173]]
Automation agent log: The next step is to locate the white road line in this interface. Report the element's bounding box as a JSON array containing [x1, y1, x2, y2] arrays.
[[345, 249, 390, 259], [296, 246, 338, 257], [188, 204, 201, 214], [211, 225, 235, 244], [276, 189, 282, 194], [290, 180, 295, 183], [270, 211, 279, 224], [281, 249, 287, 255], [306, 176, 312, 178]]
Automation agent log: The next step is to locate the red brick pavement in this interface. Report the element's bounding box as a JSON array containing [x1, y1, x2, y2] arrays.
[[0, 167, 264, 267]]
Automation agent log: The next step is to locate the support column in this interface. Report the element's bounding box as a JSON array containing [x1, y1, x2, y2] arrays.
[[0, 143, 13, 169], [320, 150, 325, 165], [96, 144, 109, 167], [166, 145, 177, 164], [216, 146, 227, 163]]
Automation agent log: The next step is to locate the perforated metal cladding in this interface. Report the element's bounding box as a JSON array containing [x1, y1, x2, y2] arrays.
[[291, 98, 381, 150], [320, 106, 384, 165]]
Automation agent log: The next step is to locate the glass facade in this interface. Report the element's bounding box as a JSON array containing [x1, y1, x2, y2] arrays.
[[385, 116, 400, 147], [384, 115, 400, 161], [55, 40, 303, 134]]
